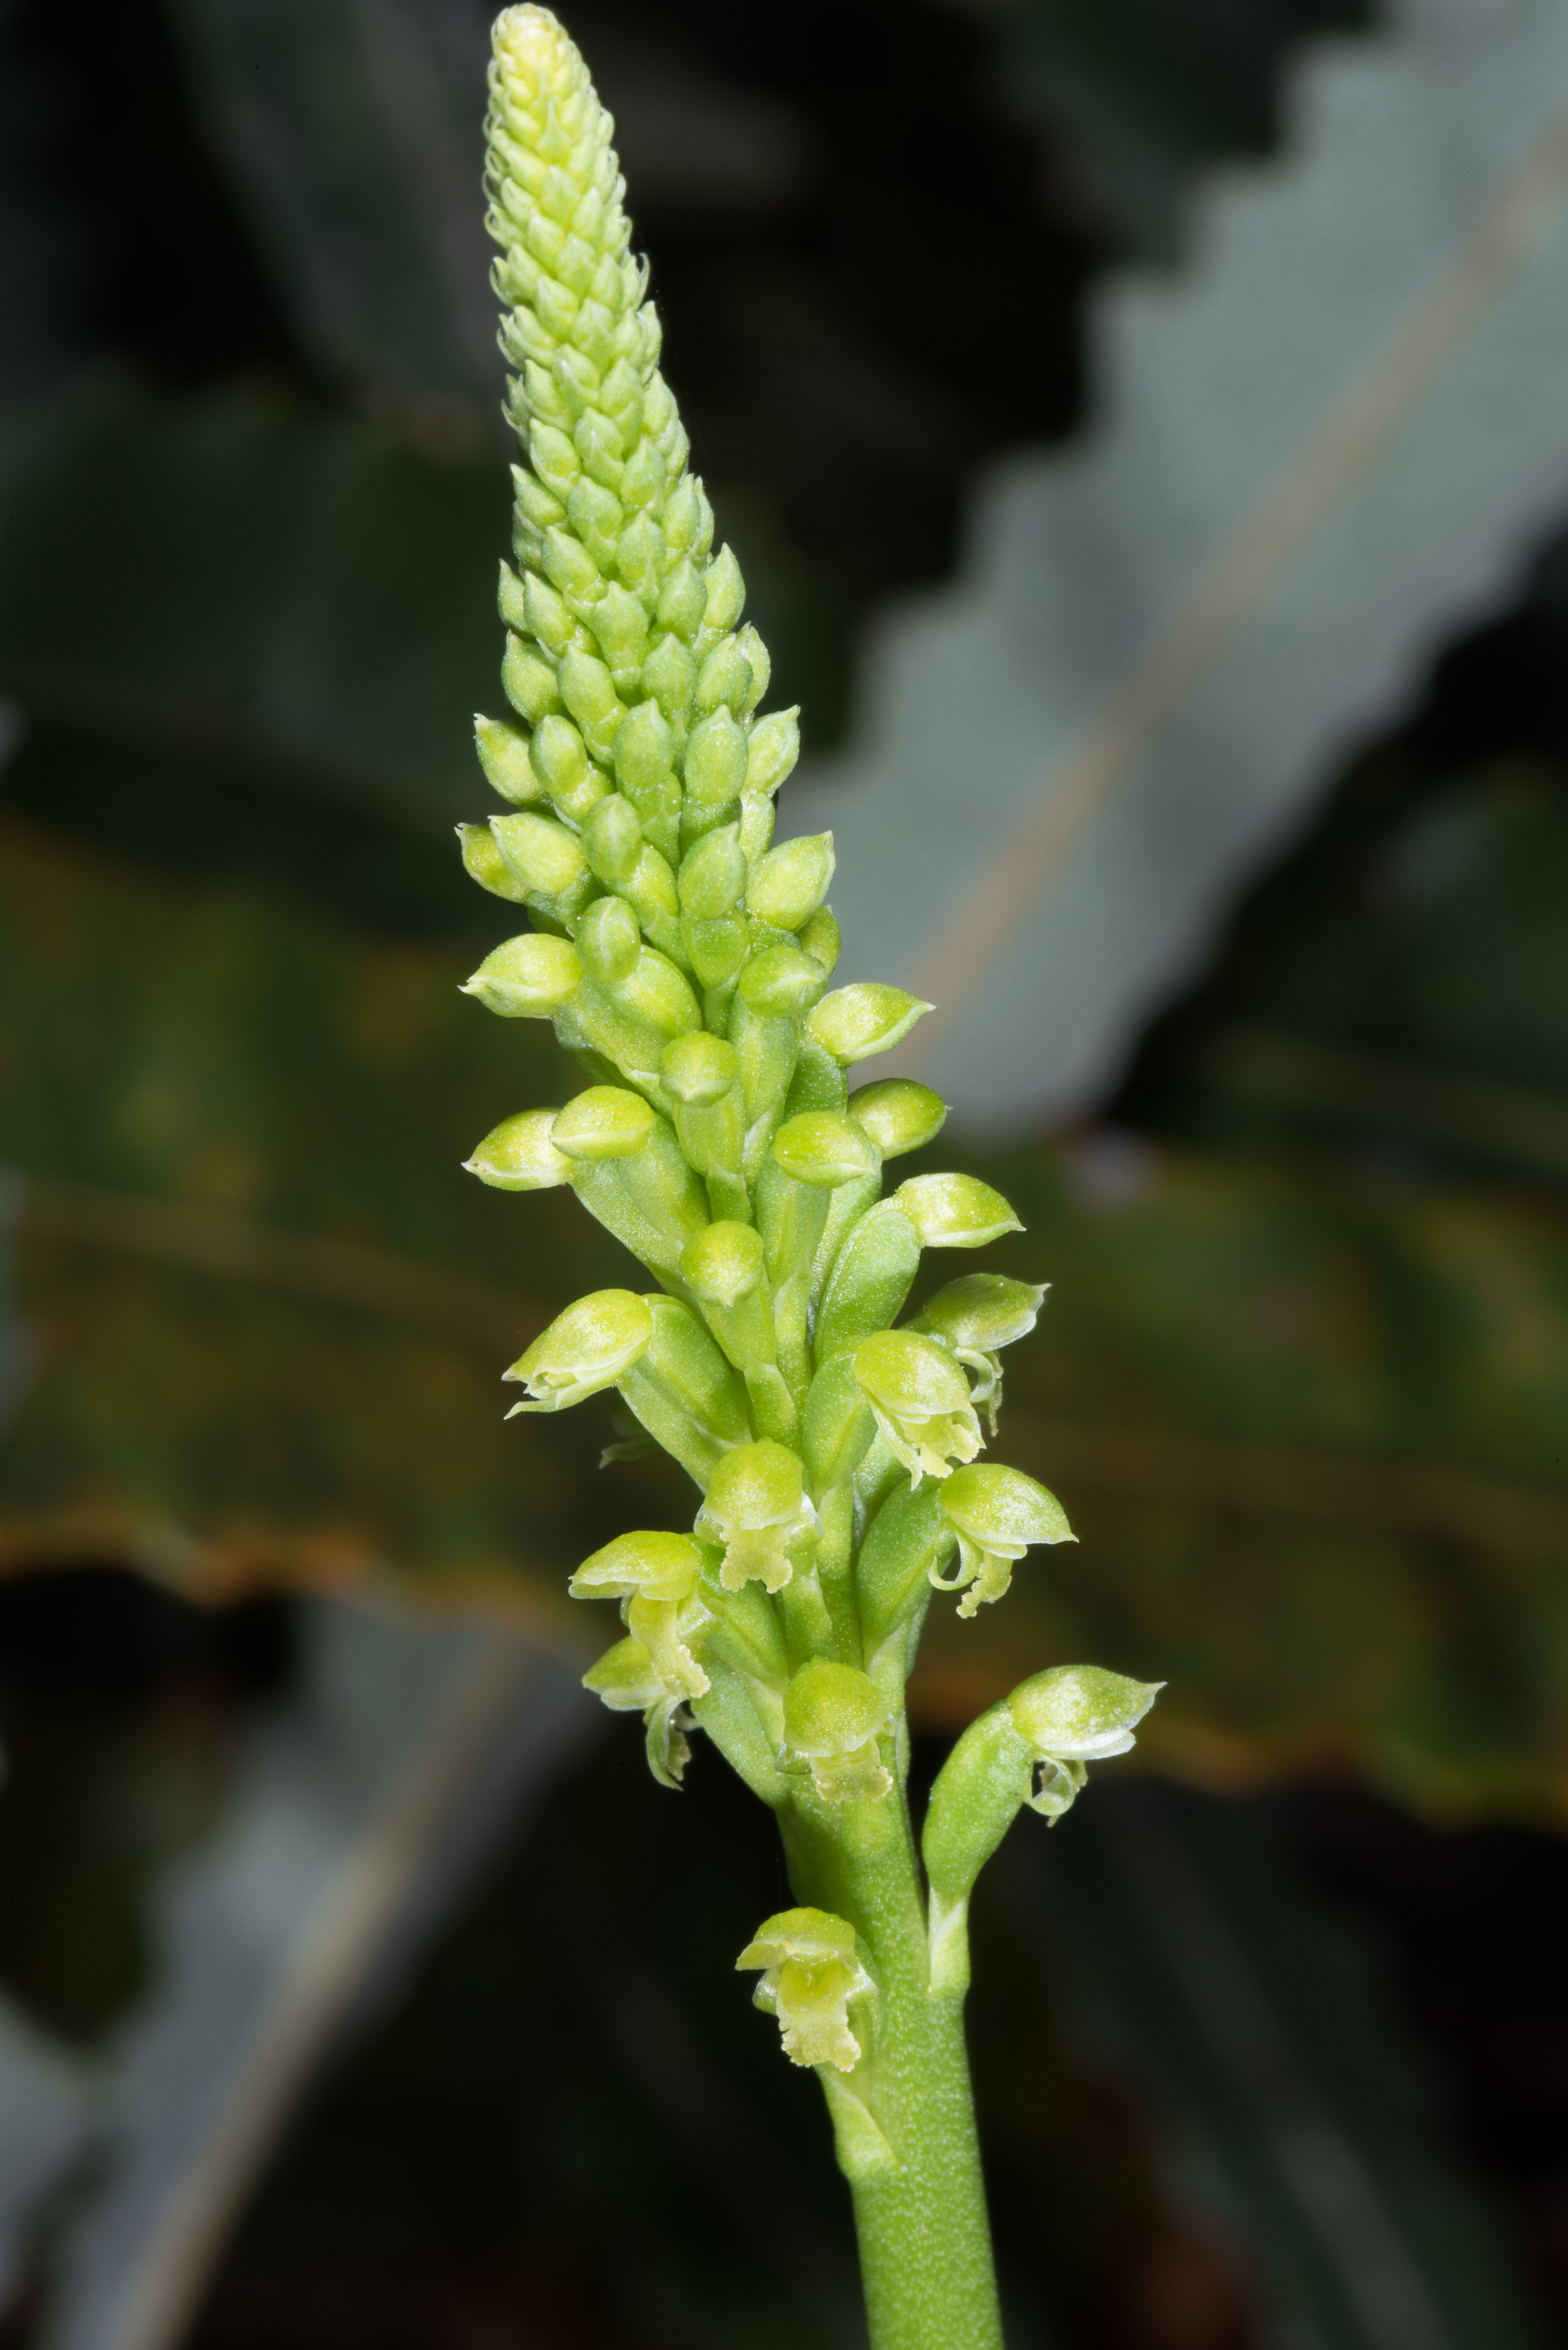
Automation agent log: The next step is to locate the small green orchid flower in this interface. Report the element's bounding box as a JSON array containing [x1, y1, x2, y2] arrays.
[[850, 1329, 984, 1486], [738, 1907, 876, 2072]]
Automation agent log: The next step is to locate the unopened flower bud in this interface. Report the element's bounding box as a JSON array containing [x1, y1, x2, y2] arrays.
[[545, 529, 601, 606], [657, 558, 706, 641], [734, 623, 770, 713], [739, 943, 827, 1018], [501, 634, 563, 725], [593, 582, 650, 685], [782, 1658, 891, 1804], [746, 833, 835, 932], [678, 825, 746, 919], [696, 634, 753, 717], [491, 809, 589, 900], [641, 632, 696, 725], [457, 823, 529, 903], [659, 1034, 744, 1210], [582, 794, 643, 885], [704, 543, 746, 632], [680, 1224, 782, 1405], [682, 914, 750, 991], [474, 713, 545, 804], [808, 984, 930, 1065], [737, 1907, 874, 2072], [613, 697, 677, 816], [797, 906, 841, 976], [504, 1288, 654, 1413], [684, 709, 748, 817], [895, 1172, 1021, 1250], [661, 1031, 739, 1105], [529, 713, 591, 804], [744, 707, 800, 797], [577, 893, 642, 982], [618, 845, 682, 959], [551, 1085, 656, 1161], [850, 1330, 982, 1486], [771, 1112, 877, 1188], [559, 648, 625, 768], [696, 1440, 817, 1593], [461, 932, 582, 1017], [681, 1220, 765, 1307], [848, 1080, 946, 1160], [603, 947, 702, 1045], [464, 1108, 570, 1191], [933, 1463, 1073, 1617]]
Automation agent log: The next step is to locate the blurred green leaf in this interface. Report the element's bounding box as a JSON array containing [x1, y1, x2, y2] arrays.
[[164, 0, 499, 409], [3, 817, 1567, 1816], [0, 387, 507, 835]]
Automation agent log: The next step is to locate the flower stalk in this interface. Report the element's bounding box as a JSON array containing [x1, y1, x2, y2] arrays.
[[464, 15, 1162, 2342]]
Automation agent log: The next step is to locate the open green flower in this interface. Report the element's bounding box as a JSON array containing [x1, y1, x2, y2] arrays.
[[570, 1530, 712, 1701], [783, 1659, 892, 1803], [736, 1907, 874, 2071], [910, 1272, 1047, 1431], [850, 1329, 983, 1486], [1009, 1665, 1163, 1821], [504, 1288, 653, 1412], [581, 1634, 695, 1789], [933, 1463, 1074, 1618], [694, 1439, 817, 1592]]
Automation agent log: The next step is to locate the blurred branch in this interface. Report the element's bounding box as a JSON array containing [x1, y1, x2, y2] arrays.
[[16, 1173, 541, 1355], [1205, 1028, 1568, 1180], [1010, 1415, 1568, 1560]]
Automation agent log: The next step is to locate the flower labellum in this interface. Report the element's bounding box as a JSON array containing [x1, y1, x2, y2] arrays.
[[737, 1907, 874, 2072]]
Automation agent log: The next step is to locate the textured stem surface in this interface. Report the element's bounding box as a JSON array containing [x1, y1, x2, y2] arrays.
[[787, 1799, 1004, 2350]]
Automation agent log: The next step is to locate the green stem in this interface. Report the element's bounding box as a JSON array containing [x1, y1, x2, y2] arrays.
[[783, 1786, 1004, 2350]]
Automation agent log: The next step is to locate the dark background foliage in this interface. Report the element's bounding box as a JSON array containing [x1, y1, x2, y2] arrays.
[[6, 1, 1568, 2345]]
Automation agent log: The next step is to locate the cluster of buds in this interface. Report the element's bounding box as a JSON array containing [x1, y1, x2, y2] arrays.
[[465, 6, 1161, 2077]]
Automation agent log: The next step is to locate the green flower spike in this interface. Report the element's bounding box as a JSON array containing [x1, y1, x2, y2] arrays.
[[460, 18, 1167, 2341], [738, 1906, 875, 2072]]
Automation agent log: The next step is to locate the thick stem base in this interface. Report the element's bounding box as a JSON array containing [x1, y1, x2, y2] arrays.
[[783, 1792, 1003, 2350]]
